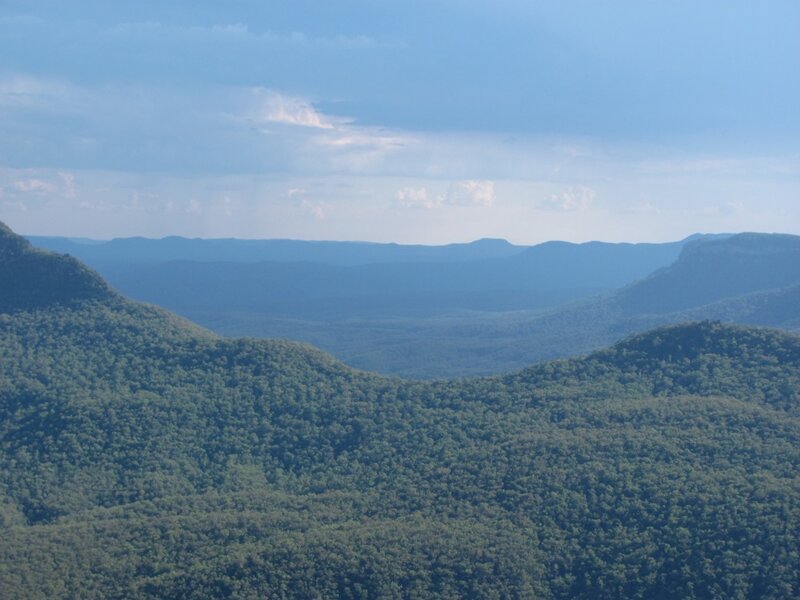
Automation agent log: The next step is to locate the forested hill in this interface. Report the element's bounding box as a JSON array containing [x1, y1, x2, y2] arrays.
[[1, 220, 799, 598], [1, 317, 798, 599], [0, 221, 115, 312]]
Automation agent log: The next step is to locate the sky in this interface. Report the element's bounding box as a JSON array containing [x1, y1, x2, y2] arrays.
[[0, 0, 798, 244]]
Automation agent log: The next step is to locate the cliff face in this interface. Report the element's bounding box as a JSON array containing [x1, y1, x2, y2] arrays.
[[617, 232, 800, 314]]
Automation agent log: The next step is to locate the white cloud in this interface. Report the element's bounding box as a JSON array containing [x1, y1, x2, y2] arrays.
[[394, 186, 441, 210], [239, 86, 416, 174], [252, 90, 334, 129], [300, 198, 329, 219], [318, 132, 406, 150], [443, 180, 496, 207], [8, 172, 78, 200], [395, 181, 496, 210], [537, 185, 595, 211], [13, 178, 58, 193]]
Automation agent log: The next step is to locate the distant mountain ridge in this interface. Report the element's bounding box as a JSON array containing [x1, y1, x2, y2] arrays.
[[18, 227, 798, 378], [27, 233, 694, 285], [617, 232, 800, 313], [27, 234, 526, 266], [167, 230, 797, 378], [28, 232, 698, 319]]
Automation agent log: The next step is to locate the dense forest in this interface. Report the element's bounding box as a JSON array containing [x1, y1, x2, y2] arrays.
[[2, 221, 800, 598]]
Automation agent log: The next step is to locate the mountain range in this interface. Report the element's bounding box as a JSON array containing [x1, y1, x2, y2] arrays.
[[28, 230, 798, 378], [1, 220, 799, 598], [29, 233, 690, 271], [28, 233, 695, 317]]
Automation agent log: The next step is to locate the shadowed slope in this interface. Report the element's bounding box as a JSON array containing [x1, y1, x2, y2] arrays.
[[618, 233, 800, 314], [0, 222, 115, 312]]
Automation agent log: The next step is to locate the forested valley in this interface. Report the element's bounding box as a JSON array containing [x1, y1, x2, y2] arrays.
[[2, 221, 799, 598], [30, 232, 800, 379]]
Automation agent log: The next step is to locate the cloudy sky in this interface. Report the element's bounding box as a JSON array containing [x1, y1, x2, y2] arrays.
[[1, 0, 798, 243]]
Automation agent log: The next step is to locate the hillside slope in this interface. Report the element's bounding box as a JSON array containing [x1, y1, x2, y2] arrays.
[[1, 220, 799, 598], [0, 222, 114, 311], [499, 232, 800, 364], [617, 233, 800, 313]]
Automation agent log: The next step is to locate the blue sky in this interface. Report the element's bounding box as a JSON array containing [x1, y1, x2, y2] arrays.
[[1, 0, 798, 243]]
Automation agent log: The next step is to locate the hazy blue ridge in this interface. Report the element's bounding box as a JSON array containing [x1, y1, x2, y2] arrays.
[[617, 232, 800, 314], [29, 230, 796, 379], [26, 235, 527, 266], [21, 233, 697, 375]]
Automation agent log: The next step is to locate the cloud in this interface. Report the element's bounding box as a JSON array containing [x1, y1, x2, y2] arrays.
[[244, 88, 415, 171], [300, 198, 329, 219], [9, 172, 78, 199], [443, 180, 496, 207], [251, 90, 334, 129], [314, 128, 416, 174], [394, 181, 496, 210], [537, 185, 595, 211], [13, 178, 58, 193], [394, 186, 440, 210], [0, 74, 419, 176], [318, 132, 406, 150]]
